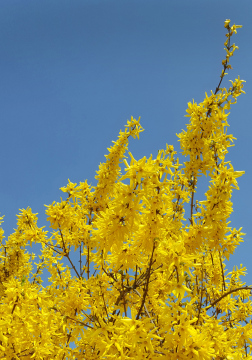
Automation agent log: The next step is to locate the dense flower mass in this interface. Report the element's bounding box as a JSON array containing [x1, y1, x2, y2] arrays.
[[0, 21, 250, 359]]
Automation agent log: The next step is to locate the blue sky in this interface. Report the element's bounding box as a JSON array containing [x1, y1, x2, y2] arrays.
[[0, 0, 251, 282]]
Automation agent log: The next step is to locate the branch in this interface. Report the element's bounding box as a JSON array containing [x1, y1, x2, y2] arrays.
[[136, 241, 156, 320], [59, 229, 80, 279], [207, 286, 252, 309]]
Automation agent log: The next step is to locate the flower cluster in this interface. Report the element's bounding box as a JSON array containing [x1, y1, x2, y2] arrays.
[[0, 20, 250, 359]]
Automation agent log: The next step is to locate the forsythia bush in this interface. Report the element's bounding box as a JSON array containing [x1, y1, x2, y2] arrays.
[[0, 20, 250, 359]]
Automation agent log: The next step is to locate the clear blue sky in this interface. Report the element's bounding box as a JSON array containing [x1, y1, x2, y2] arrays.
[[0, 1, 251, 281]]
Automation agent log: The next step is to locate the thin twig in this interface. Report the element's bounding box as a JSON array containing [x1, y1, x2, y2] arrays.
[[207, 286, 252, 309]]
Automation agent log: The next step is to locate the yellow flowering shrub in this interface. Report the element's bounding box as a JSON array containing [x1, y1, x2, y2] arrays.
[[0, 20, 250, 359]]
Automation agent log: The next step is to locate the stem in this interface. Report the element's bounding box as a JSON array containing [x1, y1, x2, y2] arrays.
[[219, 250, 226, 292], [208, 286, 252, 309], [59, 229, 80, 279], [136, 241, 156, 320]]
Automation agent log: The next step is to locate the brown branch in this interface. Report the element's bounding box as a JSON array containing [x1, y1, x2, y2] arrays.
[[65, 315, 94, 329], [136, 241, 156, 320], [11, 296, 19, 314], [213, 27, 231, 96], [42, 240, 62, 255], [99, 282, 109, 322], [134, 265, 138, 287], [87, 211, 92, 280], [79, 242, 82, 277], [121, 273, 128, 317], [207, 286, 252, 309], [59, 229, 80, 279], [32, 257, 44, 285], [207, 26, 232, 119], [189, 176, 196, 225], [219, 250, 226, 292]]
